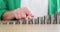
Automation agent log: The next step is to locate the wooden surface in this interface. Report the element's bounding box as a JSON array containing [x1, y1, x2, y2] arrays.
[[0, 24, 60, 32]]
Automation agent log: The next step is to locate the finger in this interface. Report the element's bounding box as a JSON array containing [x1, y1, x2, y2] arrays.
[[24, 8, 34, 17], [27, 16, 32, 19], [17, 11, 21, 19], [26, 12, 34, 17], [13, 10, 19, 19], [21, 12, 26, 19]]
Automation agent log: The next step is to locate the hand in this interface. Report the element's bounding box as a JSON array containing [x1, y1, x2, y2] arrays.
[[3, 7, 34, 20], [13, 7, 34, 20]]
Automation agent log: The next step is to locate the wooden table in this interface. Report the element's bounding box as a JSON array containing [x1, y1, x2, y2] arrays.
[[0, 24, 60, 32]]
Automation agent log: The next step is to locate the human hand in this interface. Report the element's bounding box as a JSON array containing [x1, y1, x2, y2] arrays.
[[13, 7, 34, 20]]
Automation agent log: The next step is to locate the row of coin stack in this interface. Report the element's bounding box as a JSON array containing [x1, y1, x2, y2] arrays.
[[0, 13, 60, 24]]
